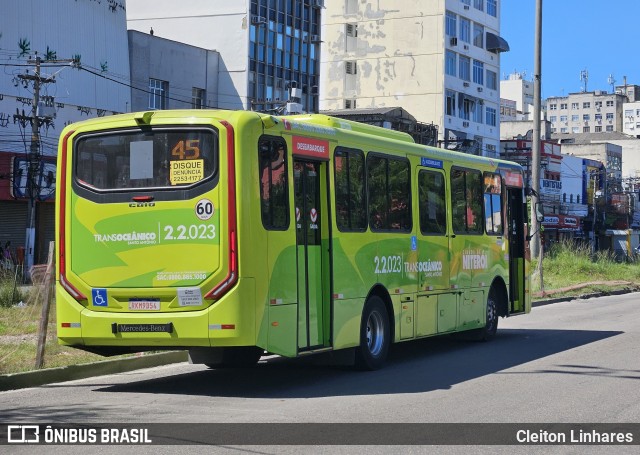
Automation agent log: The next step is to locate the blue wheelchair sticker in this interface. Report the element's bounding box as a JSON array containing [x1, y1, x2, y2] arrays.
[[92, 288, 108, 307], [411, 236, 418, 251]]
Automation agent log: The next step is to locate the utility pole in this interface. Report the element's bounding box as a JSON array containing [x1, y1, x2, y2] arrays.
[[591, 171, 598, 256], [530, 0, 543, 261], [18, 55, 44, 277], [16, 55, 72, 277]]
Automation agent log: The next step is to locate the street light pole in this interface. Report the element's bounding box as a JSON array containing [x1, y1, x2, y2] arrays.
[[530, 0, 543, 261]]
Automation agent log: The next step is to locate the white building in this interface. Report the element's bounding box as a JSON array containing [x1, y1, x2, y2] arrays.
[[0, 0, 130, 265], [127, 0, 322, 113], [560, 154, 588, 218], [500, 72, 533, 120], [547, 91, 626, 135], [320, 0, 508, 157]]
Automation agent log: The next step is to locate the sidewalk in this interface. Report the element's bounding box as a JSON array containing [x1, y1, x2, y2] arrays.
[[1, 287, 638, 392]]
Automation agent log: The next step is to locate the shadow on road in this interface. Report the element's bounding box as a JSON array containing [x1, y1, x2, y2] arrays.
[[90, 328, 624, 399]]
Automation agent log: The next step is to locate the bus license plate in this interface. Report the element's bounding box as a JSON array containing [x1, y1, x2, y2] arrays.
[[112, 323, 173, 334], [129, 299, 160, 311]]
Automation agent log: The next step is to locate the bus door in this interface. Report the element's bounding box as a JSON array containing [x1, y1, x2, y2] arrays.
[[293, 159, 329, 350], [506, 186, 526, 314]]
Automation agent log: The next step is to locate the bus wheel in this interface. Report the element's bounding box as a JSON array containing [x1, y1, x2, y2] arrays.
[[477, 288, 499, 341], [355, 296, 390, 370], [205, 346, 263, 368]]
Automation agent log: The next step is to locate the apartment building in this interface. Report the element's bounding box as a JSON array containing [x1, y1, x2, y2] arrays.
[[320, 0, 508, 157], [547, 91, 626, 135]]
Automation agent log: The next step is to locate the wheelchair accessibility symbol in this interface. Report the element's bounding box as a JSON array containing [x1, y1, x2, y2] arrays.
[[92, 288, 108, 307]]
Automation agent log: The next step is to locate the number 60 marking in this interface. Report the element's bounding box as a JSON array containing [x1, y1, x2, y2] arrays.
[[195, 198, 214, 220]]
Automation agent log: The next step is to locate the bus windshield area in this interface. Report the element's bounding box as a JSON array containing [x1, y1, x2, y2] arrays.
[[74, 128, 217, 191]]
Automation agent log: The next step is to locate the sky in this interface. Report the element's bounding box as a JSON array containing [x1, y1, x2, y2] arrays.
[[500, 0, 640, 99]]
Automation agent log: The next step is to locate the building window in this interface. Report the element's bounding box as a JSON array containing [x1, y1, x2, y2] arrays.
[[560, 127, 568, 133], [460, 17, 471, 43], [487, 0, 497, 17], [595, 125, 602, 132], [473, 0, 484, 12], [446, 89, 456, 116], [486, 106, 496, 126], [595, 113, 602, 121], [346, 23, 358, 37], [473, 60, 484, 85], [572, 127, 579, 133], [473, 23, 484, 48], [486, 69, 497, 90], [583, 126, 590, 133], [191, 87, 205, 109], [446, 50, 457, 77], [459, 96, 472, 120], [583, 102, 591, 108], [606, 112, 614, 120], [572, 115, 579, 122], [472, 101, 483, 123], [571, 102, 579, 109], [344, 98, 357, 109], [446, 11, 457, 37], [149, 78, 168, 110], [606, 100, 614, 107], [345, 60, 357, 74], [560, 103, 567, 109], [606, 125, 614, 132], [560, 115, 567, 122], [595, 101, 602, 108], [583, 114, 590, 121], [459, 55, 471, 81], [550, 116, 557, 122], [549, 104, 557, 110]]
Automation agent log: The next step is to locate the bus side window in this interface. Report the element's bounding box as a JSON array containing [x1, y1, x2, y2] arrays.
[[419, 169, 446, 235], [259, 136, 289, 230]]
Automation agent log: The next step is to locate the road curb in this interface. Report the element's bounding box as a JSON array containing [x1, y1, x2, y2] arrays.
[[0, 351, 188, 392], [532, 288, 639, 307]]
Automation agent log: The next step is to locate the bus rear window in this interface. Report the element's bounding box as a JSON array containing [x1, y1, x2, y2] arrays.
[[74, 128, 217, 190]]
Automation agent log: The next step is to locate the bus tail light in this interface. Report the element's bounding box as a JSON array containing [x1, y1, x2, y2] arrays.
[[59, 130, 87, 302], [205, 121, 238, 301]]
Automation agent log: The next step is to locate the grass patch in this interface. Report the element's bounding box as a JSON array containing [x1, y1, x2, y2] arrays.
[[0, 280, 132, 374], [0, 278, 27, 308], [534, 241, 640, 293]]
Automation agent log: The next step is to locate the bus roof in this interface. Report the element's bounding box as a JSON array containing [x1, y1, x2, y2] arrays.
[[61, 109, 523, 173]]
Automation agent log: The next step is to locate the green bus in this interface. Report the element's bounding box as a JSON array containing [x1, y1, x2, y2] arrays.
[[56, 109, 531, 370]]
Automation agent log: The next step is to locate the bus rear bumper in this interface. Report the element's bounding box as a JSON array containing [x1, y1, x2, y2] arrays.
[[56, 279, 257, 351]]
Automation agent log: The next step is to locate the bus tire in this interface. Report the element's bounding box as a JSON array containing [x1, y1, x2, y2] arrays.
[[355, 296, 390, 370], [205, 346, 263, 368], [476, 287, 499, 341]]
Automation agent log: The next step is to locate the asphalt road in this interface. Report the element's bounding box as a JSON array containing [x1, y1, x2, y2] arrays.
[[1, 292, 639, 454]]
